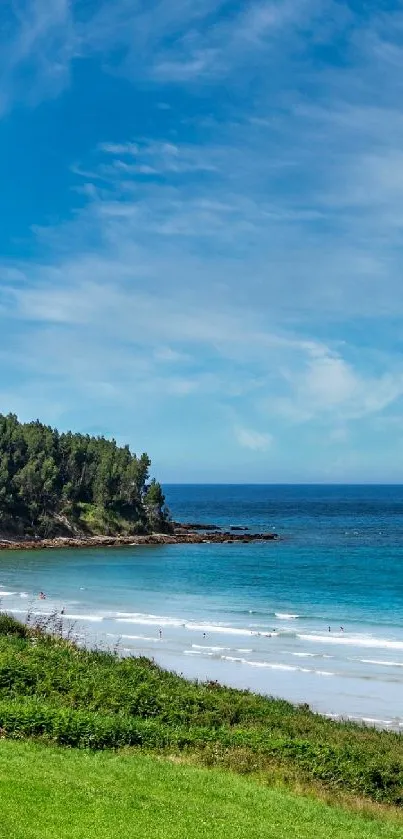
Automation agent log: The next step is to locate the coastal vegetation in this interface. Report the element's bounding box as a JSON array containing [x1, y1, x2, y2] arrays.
[[0, 614, 402, 816], [0, 414, 169, 537]]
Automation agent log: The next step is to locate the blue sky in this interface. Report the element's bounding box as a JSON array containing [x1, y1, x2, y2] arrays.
[[1, 1, 403, 482]]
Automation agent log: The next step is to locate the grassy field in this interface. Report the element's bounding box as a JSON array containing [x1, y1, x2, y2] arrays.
[[0, 739, 401, 839]]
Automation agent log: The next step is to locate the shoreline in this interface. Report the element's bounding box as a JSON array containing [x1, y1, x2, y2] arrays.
[[3, 595, 401, 732], [0, 612, 402, 812], [149, 648, 403, 734], [2, 600, 402, 733], [0, 525, 279, 551]]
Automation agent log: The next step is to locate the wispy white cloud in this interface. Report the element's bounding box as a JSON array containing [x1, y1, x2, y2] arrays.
[[0, 0, 326, 112], [0, 0, 75, 113], [3, 100, 403, 444], [328, 427, 349, 444], [153, 347, 190, 364], [81, 0, 311, 82], [99, 142, 140, 156], [98, 139, 218, 175], [267, 348, 403, 425], [235, 427, 273, 451], [4, 254, 403, 438]]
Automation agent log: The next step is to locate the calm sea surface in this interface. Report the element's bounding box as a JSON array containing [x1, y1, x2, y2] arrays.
[[1, 485, 402, 728]]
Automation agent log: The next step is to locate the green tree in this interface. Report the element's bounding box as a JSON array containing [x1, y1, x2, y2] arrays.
[[0, 413, 166, 536], [144, 479, 170, 532]]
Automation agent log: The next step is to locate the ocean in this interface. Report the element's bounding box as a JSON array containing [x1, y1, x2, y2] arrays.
[[0, 484, 402, 729]]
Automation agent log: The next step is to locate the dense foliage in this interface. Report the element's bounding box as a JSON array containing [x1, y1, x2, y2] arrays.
[[0, 615, 402, 807], [0, 414, 169, 535]]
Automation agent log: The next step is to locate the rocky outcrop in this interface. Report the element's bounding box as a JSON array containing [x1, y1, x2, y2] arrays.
[[172, 522, 220, 531], [0, 525, 279, 551]]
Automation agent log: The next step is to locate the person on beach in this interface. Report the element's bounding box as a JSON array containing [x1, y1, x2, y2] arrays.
[[159, 628, 162, 639]]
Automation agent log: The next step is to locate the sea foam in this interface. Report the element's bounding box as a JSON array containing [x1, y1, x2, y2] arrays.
[[360, 658, 403, 667], [120, 634, 161, 643], [298, 633, 403, 651], [63, 614, 103, 622], [221, 655, 334, 676], [275, 613, 300, 620]]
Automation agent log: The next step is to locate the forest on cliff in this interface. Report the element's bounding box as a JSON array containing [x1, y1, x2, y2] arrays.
[[0, 414, 169, 536]]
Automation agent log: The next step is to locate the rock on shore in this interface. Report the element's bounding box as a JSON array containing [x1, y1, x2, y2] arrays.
[[0, 526, 279, 551]]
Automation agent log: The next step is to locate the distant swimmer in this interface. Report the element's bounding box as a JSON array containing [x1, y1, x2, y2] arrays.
[[340, 626, 344, 632], [328, 626, 331, 632], [39, 592, 46, 600], [61, 608, 65, 615], [203, 632, 206, 639], [159, 629, 162, 639]]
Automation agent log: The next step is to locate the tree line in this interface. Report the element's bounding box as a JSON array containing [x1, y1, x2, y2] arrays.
[[0, 414, 169, 536]]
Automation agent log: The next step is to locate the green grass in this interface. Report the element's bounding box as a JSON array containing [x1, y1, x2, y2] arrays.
[[0, 614, 402, 810], [77, 502, 145, 535], [0, 739, 400, 839]]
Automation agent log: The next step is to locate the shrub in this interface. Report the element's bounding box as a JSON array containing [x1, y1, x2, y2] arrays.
[[0, 614, 28, 638]]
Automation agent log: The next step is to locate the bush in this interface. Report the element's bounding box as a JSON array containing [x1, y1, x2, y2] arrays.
[[0, 614, 28, 638]]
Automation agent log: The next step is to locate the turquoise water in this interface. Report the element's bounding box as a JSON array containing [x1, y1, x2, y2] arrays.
[[0, 485, 402, 727]]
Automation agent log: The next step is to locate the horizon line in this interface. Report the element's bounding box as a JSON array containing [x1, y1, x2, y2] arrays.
[[161, 481, 403, 486]]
